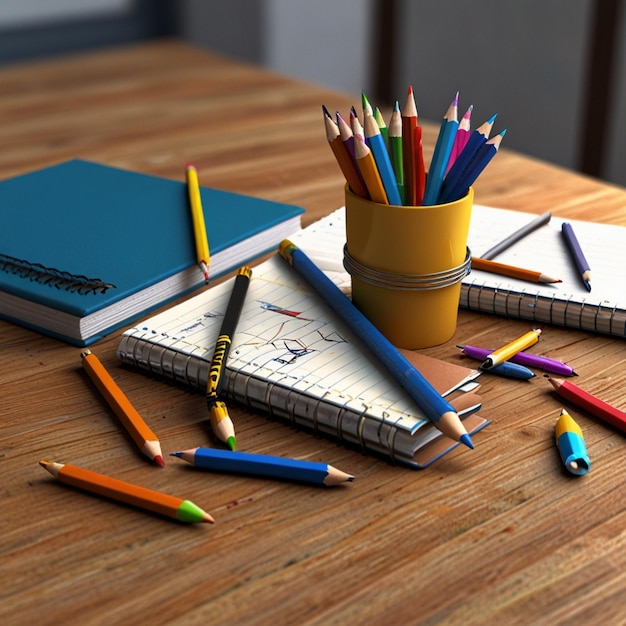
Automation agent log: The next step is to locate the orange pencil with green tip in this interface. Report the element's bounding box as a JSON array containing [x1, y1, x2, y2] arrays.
[[39, 461, 214, 523]]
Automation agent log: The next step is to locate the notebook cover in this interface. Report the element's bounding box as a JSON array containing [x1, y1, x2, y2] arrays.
[[0, 159, 304, 338]]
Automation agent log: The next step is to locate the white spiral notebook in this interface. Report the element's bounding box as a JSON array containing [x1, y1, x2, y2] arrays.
[[117, 211, 487, 468]]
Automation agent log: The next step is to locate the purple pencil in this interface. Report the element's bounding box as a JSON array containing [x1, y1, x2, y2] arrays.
[[457, 344, 577, 377], [561, 222, 592, 291]]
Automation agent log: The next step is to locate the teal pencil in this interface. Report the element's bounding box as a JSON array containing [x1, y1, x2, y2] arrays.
[[422, 92, 459, 205], [364, 112, 402, 205]]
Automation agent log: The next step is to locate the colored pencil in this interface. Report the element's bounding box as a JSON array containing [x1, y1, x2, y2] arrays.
[[483, 360, 535, 380], [279, 240, 474, 448], [336, 111, 357, 160], [481, 328, 542, 370], [186, 164, 211, 283], [81, 349, 164, 467], [171, 447, 355, 486], [39, 461, 214, 523], [446, 104, 473, 174], [374, 106, 388, 144], [457, 344, 576, 377], [323, 106, 369, 198], [350, 106, 364, 141], [547, 377, 626, 434], [354, 135, 388, 204], [422, 91, 459, 205], [388, 100, 405, 203], [361, 90, 373, 118], [414, 124, 426, 204], [401, 86, 419, 205], [441, 113, 496, 201], [364, 112, 402, 205], [480, 210, 552, 260], [555, 409, 590, 475], [561, 222, 592, 291], [207, 266, 252, 450], [470, 256, 562, 284], [439, 129, 506, 203]]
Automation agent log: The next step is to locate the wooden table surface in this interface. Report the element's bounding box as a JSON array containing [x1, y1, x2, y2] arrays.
[[3, 41, 626, 625]]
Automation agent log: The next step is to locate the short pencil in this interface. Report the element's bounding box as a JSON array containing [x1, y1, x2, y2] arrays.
[[39, 461, 214, 523], [81, 349, 164, 467], [171, 447, 354, 486]]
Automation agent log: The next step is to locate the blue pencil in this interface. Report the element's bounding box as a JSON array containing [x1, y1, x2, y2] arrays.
[[440, 129, 506, 204], [422, 92, 459, 205], [278, 240, 474, 449], [440, 113, 496, 202], [364, 112, 402, 205], [482, 360, 535, 380], [171, 447, 354, 486]]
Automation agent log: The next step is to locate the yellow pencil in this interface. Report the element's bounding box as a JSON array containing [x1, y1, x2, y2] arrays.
[[81, 349, 165, 467], [354, 135, 388, 204], [186, 163, 210, 283], [481, 328, 542, 369]]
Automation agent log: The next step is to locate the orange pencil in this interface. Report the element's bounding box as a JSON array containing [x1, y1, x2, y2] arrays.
[[81, 349, 165, 467], [39, 461, 214, 523], [470, 257, 562, 284], [322, 106, 368, 198], [354, 135, 388, 204]]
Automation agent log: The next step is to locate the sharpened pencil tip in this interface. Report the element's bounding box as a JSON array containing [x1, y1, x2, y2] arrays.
[[170, 452, 182, 458], [227, 436, 236, 451], [154, 455, 165, 467], [460, 433, 474, 449]]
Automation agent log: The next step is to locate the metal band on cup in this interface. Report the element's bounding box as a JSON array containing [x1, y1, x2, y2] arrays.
[[343, 245, 471, 291]]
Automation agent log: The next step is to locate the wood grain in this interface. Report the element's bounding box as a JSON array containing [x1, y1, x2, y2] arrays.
[[2, 40, 626, 625]]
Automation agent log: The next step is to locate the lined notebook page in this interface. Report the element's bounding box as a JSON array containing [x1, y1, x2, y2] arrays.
[[463, 206, 626, 336], [293, 205, 626, 337], [124, 254, 433, 434]]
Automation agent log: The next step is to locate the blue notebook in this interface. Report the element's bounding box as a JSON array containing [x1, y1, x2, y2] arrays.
[[0, 159, 303, 345]]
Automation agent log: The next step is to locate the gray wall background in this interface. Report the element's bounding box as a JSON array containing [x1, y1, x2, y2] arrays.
[[1, 0, 624, 187]]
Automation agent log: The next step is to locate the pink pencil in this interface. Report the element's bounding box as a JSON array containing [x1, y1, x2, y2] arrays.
[[446, 105, 473, 174]]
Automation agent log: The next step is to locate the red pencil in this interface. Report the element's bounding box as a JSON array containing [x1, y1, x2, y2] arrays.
[[547, 376, 626, 434], [401, 86, 419, 205]]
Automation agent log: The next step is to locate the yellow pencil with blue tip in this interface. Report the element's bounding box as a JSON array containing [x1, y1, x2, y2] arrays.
[[555, 408, 590, 476]]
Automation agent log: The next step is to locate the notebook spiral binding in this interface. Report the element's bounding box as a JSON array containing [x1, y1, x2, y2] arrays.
[[460, 282, 626, 338], [117, 333, 427, 464], [0, 253, 115, 295]]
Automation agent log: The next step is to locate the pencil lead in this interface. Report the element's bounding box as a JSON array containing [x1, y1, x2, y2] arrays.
[[460, 433, 474, 449], [154, 454, 165, 468], [227, 436, 236, 451], [321, 104, 332, 119], [170, 452, 182, 458]]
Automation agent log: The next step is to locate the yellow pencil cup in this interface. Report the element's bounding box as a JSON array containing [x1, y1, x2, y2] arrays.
[[344, 185, 473, 348]]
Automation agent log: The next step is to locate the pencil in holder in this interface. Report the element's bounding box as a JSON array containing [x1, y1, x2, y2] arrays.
[[344, 185, 474, 348]]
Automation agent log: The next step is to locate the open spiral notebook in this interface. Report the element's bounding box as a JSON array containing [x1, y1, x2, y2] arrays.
[[117, 210, 488, 468]]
